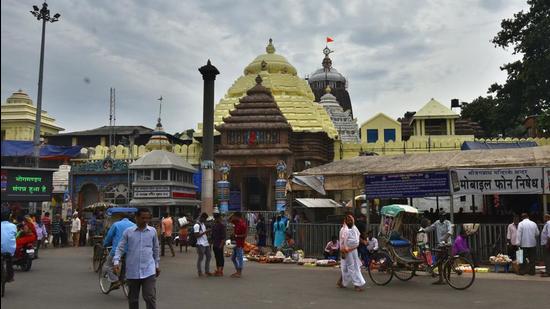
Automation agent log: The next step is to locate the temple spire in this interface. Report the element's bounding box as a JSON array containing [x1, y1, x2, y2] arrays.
[[266, 38, 276, 54]]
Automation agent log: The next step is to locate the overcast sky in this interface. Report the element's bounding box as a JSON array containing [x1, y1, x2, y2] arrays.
[[1, 0, 527, 134]]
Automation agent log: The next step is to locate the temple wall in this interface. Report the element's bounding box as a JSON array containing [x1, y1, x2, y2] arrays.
[[335, 137, 550, 160]]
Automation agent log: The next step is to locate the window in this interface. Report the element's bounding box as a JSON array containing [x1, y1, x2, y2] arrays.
[[153, 169, 161, 180], [366, 129, 378, 143], [136, 170, 151, 181], [161, 169, 168, 180], [425, 119, 447, 135], [384, 129, 396, 142]]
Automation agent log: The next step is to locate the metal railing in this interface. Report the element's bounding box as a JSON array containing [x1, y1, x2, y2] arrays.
[[282, 222, 545, 262]]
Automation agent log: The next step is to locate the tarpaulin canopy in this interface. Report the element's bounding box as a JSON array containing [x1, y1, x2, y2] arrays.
[[294, 198, 342, 208], [380, 204, 419, 217], [1, 140, 82, 160]]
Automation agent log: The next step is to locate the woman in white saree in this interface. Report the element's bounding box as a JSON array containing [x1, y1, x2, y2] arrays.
[[337, 214, 366, 291]]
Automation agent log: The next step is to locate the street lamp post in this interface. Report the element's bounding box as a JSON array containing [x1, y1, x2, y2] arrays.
[[30, 2, 60, 167]]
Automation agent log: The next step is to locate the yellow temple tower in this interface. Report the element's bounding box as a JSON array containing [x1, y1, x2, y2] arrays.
[[1, 89, 64, 141]]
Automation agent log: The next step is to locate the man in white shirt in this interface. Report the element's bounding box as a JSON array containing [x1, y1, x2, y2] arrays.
[[541, 214, 550, 277], [516, 213, 539, 276], [506, 215, 520, 260], [194, 213, 212, 277], [71, 212, 81, 247]]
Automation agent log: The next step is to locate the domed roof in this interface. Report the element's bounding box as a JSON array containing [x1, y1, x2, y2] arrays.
[[130, 150, 196, 173], [319, 86, 340, 107], [6, 89, 33, 105], [244, 39, 298, 76], [308, 47, 347, 83], [196, 39, 338, 139]]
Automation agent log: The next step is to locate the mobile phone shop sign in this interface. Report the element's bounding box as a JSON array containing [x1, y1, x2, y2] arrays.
[[1, 169, 53, 201], [365, 171, 450, 199], [451, 167, 543, 195]]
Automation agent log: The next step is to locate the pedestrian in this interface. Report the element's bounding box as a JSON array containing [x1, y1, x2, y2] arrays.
[[211, 212, 226, 276], [103, 212, 136, 288], [161, 213, 175, 257], [516, 213, 539, 276], [1, 210, 17, 283], [178, 216, 189, 253], [194, 213, 212, 277], [421, 211, 452, 284], [255, 214, 267, 249], [41, 212, 52, 248], [114, 208, 160, 309], [506, 215, 520, 261], [34, 217, 47, 258], [88, 213, 97, 246], [337, 214, 365, 291], [230, 211, 247, 278], [71, 212, 81, 247], [273, 215, 286, 249], [51, 213, 63, 248], [540, 213, 550, 278], [452, 229, 473, 261]]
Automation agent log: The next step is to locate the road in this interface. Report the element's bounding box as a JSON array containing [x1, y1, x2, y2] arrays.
[[2, 247, 548, 309]]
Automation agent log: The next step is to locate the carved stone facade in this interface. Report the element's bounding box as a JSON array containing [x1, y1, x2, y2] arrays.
[[319, 87, 359, 143]]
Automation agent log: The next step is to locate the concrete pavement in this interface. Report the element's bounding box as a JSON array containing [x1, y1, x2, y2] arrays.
[[2, 246, 548, 309]]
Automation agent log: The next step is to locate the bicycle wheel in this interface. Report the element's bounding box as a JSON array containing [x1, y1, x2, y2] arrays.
[[367, 252, 394, 286], [98, 261, 112, 294], [92, 244, 102, 272], [443, 256, 475, 290], [393, 262, 416, 281]]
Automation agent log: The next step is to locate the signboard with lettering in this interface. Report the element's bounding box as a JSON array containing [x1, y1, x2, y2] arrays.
[[1, 168, 53, 201], [544, 168, 550, 194], [451, 167, 544, 195], [365, 171, 450, 199], [133, 186, 170, 198]]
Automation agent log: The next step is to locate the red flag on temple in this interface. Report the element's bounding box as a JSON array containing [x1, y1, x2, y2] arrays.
[[326, 37, 334, 43]]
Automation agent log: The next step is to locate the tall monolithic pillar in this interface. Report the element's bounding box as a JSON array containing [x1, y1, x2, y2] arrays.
[[199, 60, 220, 215]]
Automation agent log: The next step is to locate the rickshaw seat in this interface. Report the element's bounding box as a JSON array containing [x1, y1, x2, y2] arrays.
[[389, 239, 411, 247]]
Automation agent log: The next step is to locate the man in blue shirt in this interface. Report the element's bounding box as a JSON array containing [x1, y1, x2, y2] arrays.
[[102, 213, 136, 285], [114, 208, 159, 309], [1, 211, 17, 282]]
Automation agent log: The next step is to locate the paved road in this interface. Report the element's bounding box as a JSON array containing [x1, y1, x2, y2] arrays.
[[2, 247, 548, 309]]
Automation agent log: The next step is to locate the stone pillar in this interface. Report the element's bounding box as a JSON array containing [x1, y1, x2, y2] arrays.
[[199, 60, 220, 215], [217, 162, 230, 214], [275, 161, 288, 212]]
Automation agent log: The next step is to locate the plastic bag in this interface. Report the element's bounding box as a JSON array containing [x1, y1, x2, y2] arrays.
[[516, 248, 523, 264]]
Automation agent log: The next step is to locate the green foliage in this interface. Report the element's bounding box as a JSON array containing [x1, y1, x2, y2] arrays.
[[462, 0, 550, 137]]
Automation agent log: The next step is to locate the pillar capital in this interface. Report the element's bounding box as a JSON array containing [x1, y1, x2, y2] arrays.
[[198, 59, 220, 81]]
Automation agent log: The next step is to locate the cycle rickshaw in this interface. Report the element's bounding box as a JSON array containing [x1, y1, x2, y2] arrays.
[[367, 204, 475, 290]]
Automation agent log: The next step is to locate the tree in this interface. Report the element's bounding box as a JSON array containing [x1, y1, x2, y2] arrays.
[[463, 0, 550, 136]]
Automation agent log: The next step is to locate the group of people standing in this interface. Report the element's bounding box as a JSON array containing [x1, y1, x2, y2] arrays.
[[507, 212, 550, 277]]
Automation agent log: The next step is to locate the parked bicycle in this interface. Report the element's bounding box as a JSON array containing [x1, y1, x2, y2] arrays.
[[367, 205, 475, 290]]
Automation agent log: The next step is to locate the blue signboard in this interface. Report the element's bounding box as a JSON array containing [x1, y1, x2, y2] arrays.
[[193, 172, 202, 193], [365, 171, 450, 199]]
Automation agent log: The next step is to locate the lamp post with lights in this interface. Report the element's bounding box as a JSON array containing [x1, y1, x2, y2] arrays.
[[30, 2, 60, 167]]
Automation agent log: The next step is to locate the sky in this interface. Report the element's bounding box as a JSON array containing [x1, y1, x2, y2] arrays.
[[1, 0, 528, 134]]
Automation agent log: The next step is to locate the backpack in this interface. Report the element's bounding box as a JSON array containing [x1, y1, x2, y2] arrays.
[[188, 223, 201, 247]]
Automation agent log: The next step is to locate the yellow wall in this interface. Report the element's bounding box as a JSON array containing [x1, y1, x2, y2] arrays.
[[360, 113, 402, 144]]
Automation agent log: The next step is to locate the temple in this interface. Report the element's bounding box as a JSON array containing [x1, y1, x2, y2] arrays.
[[318, 86, 359, 143], [1, 89, 64, 141], [307, 46, 353, 117], [203, 40, 337, 211]]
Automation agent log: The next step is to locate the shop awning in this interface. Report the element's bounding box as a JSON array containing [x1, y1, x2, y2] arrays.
[[295, 198, 342, 208], [291, 175, 325, 195]]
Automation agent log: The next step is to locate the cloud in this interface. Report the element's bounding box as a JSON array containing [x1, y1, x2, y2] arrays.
[[1, 0, 528, 134]]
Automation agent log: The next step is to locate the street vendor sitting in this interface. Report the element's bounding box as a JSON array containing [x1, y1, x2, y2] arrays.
[[324, 235, 340, 260], [452, 229, 472, 261], [281, 233, 295, 257], [16, 217, 37, 249]]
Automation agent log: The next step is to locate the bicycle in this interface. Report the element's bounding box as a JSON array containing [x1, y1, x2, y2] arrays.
[[425, 243, 476, 290], [92, 238, 106, 273], [98, 247, 129, 298]]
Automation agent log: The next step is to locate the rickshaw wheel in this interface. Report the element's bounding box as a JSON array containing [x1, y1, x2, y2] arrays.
[[393, 263, 416, 281], [367, 252, 394, 286]]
